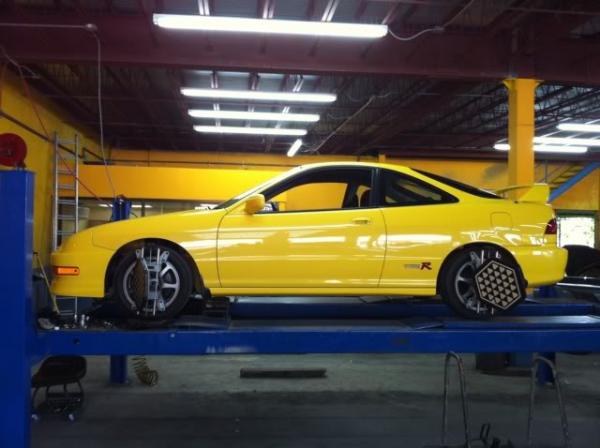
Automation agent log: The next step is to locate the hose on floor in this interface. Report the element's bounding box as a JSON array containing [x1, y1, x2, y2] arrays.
[[34, 252, 59, 314], [132, 356, 159, 387]]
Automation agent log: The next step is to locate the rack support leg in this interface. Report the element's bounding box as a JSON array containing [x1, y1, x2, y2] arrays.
[[110, 355, 128, 384], [108, 197, 130, 385], [0, 171, 35, 448]]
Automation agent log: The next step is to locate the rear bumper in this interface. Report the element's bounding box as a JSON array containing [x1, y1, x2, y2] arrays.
[[511, 245, 568, 287], [50, 248, 113, 298]]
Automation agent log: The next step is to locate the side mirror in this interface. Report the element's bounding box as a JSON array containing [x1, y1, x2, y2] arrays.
[[244, 194, 266, 215]]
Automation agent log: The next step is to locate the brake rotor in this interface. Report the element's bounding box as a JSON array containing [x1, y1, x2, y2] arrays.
[[130, 258, 147, 311]]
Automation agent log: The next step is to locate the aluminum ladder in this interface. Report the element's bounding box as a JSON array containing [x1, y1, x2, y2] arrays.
[[52, 133, 80, 320]]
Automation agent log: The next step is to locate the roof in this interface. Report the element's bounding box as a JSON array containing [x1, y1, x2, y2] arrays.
[[291, 160, 409, 170]]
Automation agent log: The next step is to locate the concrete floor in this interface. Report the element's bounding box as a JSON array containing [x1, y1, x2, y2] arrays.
[[32, 352, 600, 448]]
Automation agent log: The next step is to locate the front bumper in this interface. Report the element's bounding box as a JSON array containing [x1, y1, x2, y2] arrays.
[[511, 245, 568, 288], [51, 246, 114, 298]]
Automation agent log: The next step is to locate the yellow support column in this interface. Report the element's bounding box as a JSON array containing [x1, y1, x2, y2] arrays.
[[503, 78, 540, 197]]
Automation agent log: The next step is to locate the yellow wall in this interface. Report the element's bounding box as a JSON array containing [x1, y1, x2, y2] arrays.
[[553, 171, 599, 211], [0, 72, 100, 264], [78, 164, 278, 202]]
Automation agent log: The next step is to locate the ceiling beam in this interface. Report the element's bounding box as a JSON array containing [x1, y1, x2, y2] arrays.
[[3, 11, 600, 85], [39, 92, 361, 111], [258, 0, 275, 53], [307, 0, 340, 57]]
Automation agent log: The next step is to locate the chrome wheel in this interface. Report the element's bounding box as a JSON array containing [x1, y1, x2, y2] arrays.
[[453, 248, 500, 315]]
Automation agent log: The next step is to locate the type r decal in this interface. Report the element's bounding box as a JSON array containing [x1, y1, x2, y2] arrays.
[[404, 262, 432, 270]]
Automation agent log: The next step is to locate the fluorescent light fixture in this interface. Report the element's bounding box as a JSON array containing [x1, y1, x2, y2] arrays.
[[181, 88, 336, 103], [287, 139, 303, 157], [494, 143, 588, 154], [557, 123, 600, 133], [153, 14, 388, 39], [534, 136, 600, 147], [194, 125, 307, 136], [188, 109, 319, 122]]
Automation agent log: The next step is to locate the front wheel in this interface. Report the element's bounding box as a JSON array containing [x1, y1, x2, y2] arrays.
[[113, 244, 193, 320], [439, 246, 522, 319]]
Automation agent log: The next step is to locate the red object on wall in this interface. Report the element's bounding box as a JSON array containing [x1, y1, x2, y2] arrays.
[[0, 133, 27, 168]]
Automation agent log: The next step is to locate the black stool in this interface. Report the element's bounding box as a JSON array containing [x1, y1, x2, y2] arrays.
[[31, 356, 86, 421]]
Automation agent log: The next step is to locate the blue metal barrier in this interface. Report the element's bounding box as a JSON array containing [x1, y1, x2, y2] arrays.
[[0, 170, 35, 448]]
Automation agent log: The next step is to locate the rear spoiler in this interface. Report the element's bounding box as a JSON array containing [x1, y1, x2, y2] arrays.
[[494, 183, 550, 203]]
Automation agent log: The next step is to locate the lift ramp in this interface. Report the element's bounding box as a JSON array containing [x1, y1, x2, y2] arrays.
[[36, 300, 600, 356]]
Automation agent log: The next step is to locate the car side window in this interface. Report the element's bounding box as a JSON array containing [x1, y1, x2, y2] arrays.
[[379, 170, 457, 206], [261, 168, 374, 213]]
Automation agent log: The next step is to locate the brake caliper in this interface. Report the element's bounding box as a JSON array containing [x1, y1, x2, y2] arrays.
[[131, 247, 170, 316]]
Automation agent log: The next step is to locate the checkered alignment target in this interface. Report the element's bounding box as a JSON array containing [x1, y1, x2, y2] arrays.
[[474, 260, 524, 310]]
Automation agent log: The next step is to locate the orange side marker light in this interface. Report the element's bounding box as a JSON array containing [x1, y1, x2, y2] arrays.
[[54, 266, 80, 276]]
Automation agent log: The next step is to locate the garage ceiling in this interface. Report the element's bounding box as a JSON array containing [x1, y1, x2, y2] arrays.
[[1, 0, 600, 158]]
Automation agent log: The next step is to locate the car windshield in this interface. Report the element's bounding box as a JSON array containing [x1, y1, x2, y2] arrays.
[[414, 169, 501, 199], [213, 169, 298, 209]]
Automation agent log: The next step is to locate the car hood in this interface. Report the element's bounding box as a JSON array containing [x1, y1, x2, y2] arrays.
[[88, 208, 226, 251]]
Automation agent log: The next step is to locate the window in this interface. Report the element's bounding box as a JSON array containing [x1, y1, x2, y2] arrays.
[[214, 170, 293, 209], [557, 215, 596, 248], [260, 167, 374, 212], [379, 170, 457, 206], [414, 169, 501, 199]]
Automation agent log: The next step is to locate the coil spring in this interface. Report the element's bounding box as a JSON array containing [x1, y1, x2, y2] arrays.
[[132, 356, 159, 386]]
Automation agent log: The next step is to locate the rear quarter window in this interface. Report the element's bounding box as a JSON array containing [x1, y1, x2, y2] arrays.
[[380, 170, 457, 206], [414, 170, 501, 199]]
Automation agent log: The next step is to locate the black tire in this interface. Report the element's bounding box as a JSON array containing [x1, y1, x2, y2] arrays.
[[564, 245, 600, 301], [439, 246, 523, 319], [564, 245, 600, 276], [113, 243, 193, 320]]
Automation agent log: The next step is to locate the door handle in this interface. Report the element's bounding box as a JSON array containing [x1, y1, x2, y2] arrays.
[[351, 217, 371, 225]]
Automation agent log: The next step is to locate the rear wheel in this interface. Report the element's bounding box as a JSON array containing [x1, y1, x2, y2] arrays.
[[439, 246, 521, 319], [113, 243, 193, 320]]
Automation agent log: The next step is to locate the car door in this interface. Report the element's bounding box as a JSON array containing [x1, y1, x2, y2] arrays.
[[217, 166, 386, 289], [376, 169, 459, 290]]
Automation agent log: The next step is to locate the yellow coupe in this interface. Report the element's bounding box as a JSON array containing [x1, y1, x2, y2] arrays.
[[51, 162, 567, 319]]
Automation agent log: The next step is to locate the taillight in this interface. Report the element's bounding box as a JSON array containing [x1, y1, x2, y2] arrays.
[[545, 218, 557, 235]]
